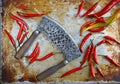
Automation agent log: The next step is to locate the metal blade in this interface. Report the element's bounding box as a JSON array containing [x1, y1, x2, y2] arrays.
[[37, 16, 81, 62]]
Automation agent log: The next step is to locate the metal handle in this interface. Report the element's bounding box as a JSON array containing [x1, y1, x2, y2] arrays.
[[36, 60, 68, 81], [15, 30, 40, 59]]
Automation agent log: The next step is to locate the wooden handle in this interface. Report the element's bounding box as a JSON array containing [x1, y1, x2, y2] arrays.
[[36, 60, 68, 81], [15, 30, 40, 59]]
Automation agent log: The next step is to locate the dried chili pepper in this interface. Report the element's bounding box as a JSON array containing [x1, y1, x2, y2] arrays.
[[88, 0, 120, 17], [16, 5, 28, 10], [81, 21, 93, 28], [79, 33, 92, 53], [89, 27, 105, 32], [94, 15, 105, 23], [104, 35, 120, 45], [93, 46, 98, 64], [96, 39, 113, 46], [27, 42, 39, 59], [17, 27, 23, 42], [88, 41, 95, 61], [81, 18, 105, 33], [10, 13, 29, 30], [105, 40, 113, 45], [16, 21, 24, 41], [61, 66, 82, 77], [90, 60, 95, 78], [81, 9, 120, 33], [19, 32, 29, 44], [80, 45, 91, 67], [17, 12, 44, 18], [76, 1, 85, 17], [29, 46, 40, 64], [96, 67, 104, 77], [4, 29, 16, 47], [80, 21, 93, 35], [105, 55, 120, 67], [81, 21, 107, 34], [37, 52, 54, 61], [81, 1, 99, 17], [16, 20, 26, 31]]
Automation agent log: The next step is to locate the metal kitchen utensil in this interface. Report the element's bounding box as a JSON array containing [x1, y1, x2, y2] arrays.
[[15, 16, 81, 80]]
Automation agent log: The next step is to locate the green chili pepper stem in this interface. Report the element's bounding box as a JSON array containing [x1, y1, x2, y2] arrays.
[[23, 56, 28, 57], [26, 63, 30, 67], [16, 39, 21, 48], [94, 77, 99, 84], [54, 52, 62, 54], [14, 46, 17, 53]]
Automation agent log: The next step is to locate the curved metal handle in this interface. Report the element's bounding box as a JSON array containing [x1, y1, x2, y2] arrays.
[[15, 30, 40, 59]]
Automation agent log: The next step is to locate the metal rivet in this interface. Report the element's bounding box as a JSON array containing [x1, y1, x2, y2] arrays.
[[35, 30, 40, 34], [64, 60, 69, 64]]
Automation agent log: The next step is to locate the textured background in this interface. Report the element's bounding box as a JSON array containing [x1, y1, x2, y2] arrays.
[[1, 0, 120, 83], [0, 0, 2, 82]]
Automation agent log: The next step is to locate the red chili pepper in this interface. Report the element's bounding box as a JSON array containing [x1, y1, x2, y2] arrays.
[[16, 20, 26, 31], [96, 39, 113, 46], [96, 67, 104, 77], [94, 15, 105, 23], [81, 1, 99, 17], [105, 55, 120, 67], [80, 21, 93, 36], [61, 66, 82, 78], [104, 35, 120, 45], [17, 12, 45, 18], [17, 27, 23, 41], [88, 42, 95, 61], [76, 1, 85, 17], [80, 45, 91, 67], [96, 40, 108, 46], [105, 40, 113, 45], [88, 0, 120, 17], [89, 27, 105, 32], [19, 32, 29, 44], [16, 5, 28, 10], [90, 60, 95, 78], [85, 18, 105, 32], [30, 46, 40, 64], [27, 42, 39, 59], [4, 29, 16, 47], [9, 13, 29, 30], [93, 46, 98, 64], [37, 52, 54, 61], [16, 21, 24, 40], [79, 33, 92, 53]]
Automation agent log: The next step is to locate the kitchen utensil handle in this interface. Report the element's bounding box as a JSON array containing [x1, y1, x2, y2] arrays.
[[15, 30, 40, 59], [36, 60, 68, 81]]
